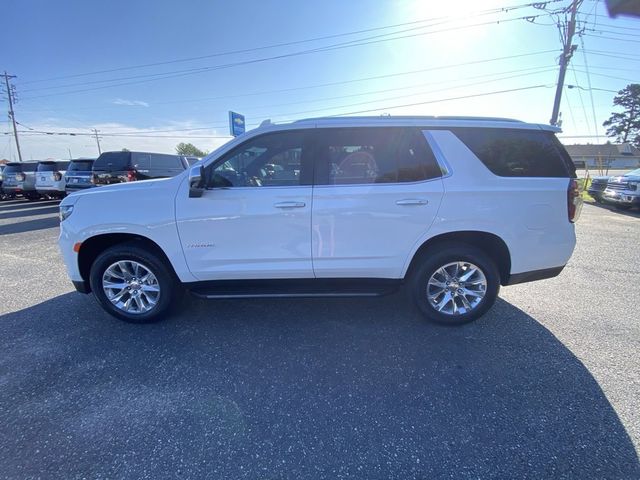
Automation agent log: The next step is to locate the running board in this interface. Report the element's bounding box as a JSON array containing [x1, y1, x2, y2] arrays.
[[187, 278, 401, 299]]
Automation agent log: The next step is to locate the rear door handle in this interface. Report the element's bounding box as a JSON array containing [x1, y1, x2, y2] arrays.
[[274, 201, 306, 209], [396, 199, 429, 206]]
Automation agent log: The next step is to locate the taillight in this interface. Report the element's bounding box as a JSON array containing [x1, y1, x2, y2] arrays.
[[126, 170, 137, 182], [568, 178, 583, 223], [53, 172, 62, 181], [15, 173, 25, 182]]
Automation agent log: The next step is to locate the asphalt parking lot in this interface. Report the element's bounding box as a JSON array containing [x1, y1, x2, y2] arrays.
[[0, 199, 639, 479]]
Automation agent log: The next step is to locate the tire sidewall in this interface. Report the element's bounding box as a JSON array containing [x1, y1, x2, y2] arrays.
[[411, 244, 500, 326], [89, 245, 176, 323]]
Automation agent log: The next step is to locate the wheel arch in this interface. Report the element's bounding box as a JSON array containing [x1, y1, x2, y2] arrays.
[[404, 230, 512, 285], [77, 233, 177, 292]]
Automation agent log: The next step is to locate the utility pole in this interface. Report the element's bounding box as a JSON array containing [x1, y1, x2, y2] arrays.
[[91, 128, 102, 155], [2, 71, 23, 162], [549, 0, 581, 126]]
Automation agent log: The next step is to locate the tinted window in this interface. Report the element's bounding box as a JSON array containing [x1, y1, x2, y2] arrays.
[[68, 160, 94, 172], [209, 131, 306, 187], [150, 154, 184, 170], [37, 162, 56, 172], [451, 128, 571, 177], [3, 164, 22, 174], [56, 161, 70, 171], [93, 152, 131, 171], [318, 127, 441, 185], [132, 153, 150, 170], [21, 163, 38, 172]]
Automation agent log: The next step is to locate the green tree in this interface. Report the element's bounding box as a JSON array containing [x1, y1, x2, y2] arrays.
[[176, 142, 208, 157], [603, 83, 640, 147]]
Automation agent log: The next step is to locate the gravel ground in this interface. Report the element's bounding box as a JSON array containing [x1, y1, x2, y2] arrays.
[[0, 199, 638, 479]]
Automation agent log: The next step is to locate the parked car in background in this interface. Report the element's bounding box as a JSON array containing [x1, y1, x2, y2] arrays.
[[1, 162, 40, 200], [91, 151, 189, 186], [603, 168, 640, 210], [588, 176, 609, 203], [35, 160, 70, 199], [0, 165, 6, 200], [59, 116, 580, 325], [65, 159, 96, 194]]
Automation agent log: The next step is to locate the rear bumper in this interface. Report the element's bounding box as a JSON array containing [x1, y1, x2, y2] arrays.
[[66, 184, 94, 192], [37, 189, 65, 196], [504, 265, 565, 286]]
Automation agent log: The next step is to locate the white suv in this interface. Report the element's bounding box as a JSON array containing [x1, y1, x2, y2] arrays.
[[58, 116, 581, 325]]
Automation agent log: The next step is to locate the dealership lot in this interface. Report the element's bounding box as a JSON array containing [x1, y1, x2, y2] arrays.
[[0, 200, 639, 478]]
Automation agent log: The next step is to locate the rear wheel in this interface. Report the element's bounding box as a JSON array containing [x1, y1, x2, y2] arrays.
[[89, 244, 179, 323], [410, 243, 500, 325]]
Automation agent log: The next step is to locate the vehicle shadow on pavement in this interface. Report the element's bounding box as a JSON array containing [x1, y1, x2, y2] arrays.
[[0, 215, 59, 235], [1, 293, 638, 479], [586, 201, 640, 219], [0, 205, 60, 220], [0, 199, 59, 213]]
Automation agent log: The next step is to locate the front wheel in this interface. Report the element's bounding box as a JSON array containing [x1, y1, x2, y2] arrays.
[[89, 243, 179, 323], [410, 243, 500, 326]]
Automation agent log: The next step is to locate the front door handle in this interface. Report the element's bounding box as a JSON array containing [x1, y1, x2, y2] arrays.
[[396, 199, 429, 206], [274, 201, 306, 209]]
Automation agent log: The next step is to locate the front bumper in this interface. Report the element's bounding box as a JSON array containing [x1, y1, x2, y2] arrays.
[[603, 191, 640, 205]]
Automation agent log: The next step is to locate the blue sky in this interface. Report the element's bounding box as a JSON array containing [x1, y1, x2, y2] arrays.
[[2, 0, 638, 159]]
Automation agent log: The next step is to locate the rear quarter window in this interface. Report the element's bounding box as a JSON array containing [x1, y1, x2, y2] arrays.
[[151, 154, 186, 170], [451, 128, 572, 178]]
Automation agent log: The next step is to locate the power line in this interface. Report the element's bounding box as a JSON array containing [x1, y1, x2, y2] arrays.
[[3, 84, 555, 139], [19, 13, 557, 101], [577, 35, 601, 141], [19, 0, 564, 87], [8, 67, 557, 137]]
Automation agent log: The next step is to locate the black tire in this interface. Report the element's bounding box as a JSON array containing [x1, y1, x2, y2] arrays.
[[410, 242, 500, 326], [89, 243, 180, 323]]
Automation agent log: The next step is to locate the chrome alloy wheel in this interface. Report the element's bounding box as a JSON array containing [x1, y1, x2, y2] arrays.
[[102, 261, 160, 314], [426, 261, 487, 316]]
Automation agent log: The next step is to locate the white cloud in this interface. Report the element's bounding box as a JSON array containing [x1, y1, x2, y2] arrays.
[[112, 98, 150, 107], [5, 121, 231, 161]]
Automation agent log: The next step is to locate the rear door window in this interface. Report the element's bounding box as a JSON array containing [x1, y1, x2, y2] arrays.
[[150, 154, 184, 170], [450, 128, 572, 177], [315, 127, 441, 185]]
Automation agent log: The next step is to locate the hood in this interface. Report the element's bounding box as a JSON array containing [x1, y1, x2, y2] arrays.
[[61, 175, 181, 206]]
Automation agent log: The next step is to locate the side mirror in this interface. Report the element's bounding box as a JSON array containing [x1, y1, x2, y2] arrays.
[[188, 165, 205, 198]]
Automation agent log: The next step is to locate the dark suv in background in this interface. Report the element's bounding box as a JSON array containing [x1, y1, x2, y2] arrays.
[[91, 151, 189, 185], [65, 159, 96, 194]]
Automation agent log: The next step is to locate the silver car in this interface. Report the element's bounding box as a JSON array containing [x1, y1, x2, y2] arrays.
[[1, 162, 40, 200]]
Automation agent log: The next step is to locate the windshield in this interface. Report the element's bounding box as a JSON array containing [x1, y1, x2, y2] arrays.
[[68, 160, 94, 172], [624, 168, 640, 177]]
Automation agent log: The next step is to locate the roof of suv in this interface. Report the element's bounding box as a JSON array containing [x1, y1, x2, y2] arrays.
[[260, 116, 560, 133]]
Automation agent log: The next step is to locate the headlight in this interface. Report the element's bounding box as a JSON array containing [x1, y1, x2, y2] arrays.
[[59, 205, 74, 222], [628, 182, 638, 191]]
